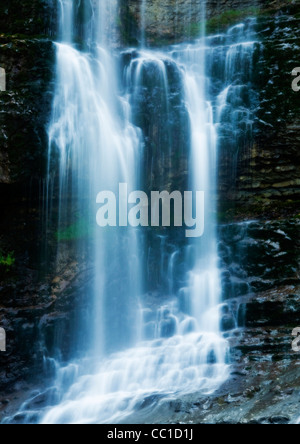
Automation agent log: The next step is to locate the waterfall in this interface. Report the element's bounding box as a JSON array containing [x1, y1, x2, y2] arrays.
[[140, 0, 147, 47], [48, 0, 143, 357], [58, 0, 73, 43], [4, 2, 259, 425]]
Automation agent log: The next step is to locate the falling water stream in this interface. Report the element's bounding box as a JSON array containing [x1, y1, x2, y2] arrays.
[[140, 0, 147, 47], [5, 0, 259, 424]]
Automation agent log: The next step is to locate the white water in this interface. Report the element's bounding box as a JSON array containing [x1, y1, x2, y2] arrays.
[[140, 0, 147, 47], [6, 2, 259, 425], [48, 0, 143, 357], [39, 333, 227, 424]]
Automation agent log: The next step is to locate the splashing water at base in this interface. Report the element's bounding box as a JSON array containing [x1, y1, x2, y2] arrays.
[[38, 333, 228, 424]]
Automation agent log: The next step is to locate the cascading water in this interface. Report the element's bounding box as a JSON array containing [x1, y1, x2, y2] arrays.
[[48, 0, 142, 358], [140, 0, 147, 47], [5, 2, 259, 425], [208, 19, 258, 185]]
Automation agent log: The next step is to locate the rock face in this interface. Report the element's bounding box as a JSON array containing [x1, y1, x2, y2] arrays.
[[0, 0, 56, 394], [219, 220, 300, 299], [0, 0, 57, 36], [0, 0, 55, 184], [124, 0, 300, 217], [0, 37, 54, 183], [126, 0, 258, 43], [126, 0, 298, 43], [231, 9, 300, 215], [0, 256, 94, 393]]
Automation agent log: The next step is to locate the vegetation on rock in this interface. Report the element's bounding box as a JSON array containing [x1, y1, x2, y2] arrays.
[[0, 250, 15, 268]]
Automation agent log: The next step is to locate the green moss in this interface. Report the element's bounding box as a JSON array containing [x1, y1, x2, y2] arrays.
[[207, 8, 260, 33], [56, 218, 93, 241], [0, 251, 15, 268], [196, 2, 300, 37], [186, 7, 261, 37]]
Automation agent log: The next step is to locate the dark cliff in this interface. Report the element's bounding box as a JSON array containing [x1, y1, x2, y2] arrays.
[[0, 0, 56, 393]]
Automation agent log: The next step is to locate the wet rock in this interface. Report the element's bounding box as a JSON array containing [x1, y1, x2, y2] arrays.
[[221, 314, 236, 332], [0, 0, 56, 36], [270, 416, 290, 424], [216, 11, 300, 215], [24, 388, 59, 410], [139, 394, 164, 410], [219, 220, 300, 299], [240, 287, 300, 328], [126, 0, 282, 44], [1, 399, 9, 405], [0, 38, 55, 183]]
